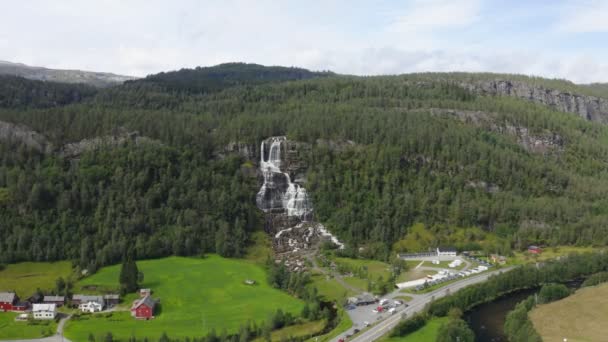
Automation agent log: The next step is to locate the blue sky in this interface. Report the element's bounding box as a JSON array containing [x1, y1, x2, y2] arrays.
[[1, 0, 607, 83]]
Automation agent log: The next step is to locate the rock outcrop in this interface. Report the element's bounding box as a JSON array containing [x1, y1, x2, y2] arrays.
[[0, 121, 54, 154], [0, 120, 159, 157], [433, 109, 565, 155], [459, 80, 608, 123]]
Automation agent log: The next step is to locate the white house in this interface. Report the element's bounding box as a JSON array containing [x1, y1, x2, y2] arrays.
[[437, 247, 457, 257], [32, 303, 56, 320], [79, 301, 103, 313]]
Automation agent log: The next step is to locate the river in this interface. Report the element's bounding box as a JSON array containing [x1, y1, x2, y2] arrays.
[[464, 279, 584, 341]]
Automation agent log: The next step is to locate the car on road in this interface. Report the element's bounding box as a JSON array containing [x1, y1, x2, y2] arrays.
[[353, 328, 360, 334], [363, 321, 370, 327]]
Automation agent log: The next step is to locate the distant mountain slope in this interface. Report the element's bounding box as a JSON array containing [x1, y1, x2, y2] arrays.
[[0, 75, 97, 108], [132, 62, 334, 93], [0, 60, 137, 87]]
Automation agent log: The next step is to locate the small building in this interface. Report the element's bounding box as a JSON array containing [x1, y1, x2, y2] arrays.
[[139, 288, 151, 298], [244, 279, 256, 285], [528, 246, 542, 254], [43, 295, 65, 307], [73, 295, 105, 312], [437, 247, 457, 257], [32, 303, 56, 320], [0, 292, 17, 312], [131, 295, 156, 320], [103, 294, 120, 307], [352, 293, 377, 306], [80, 301, 103, 313], [28, 293, 43, 304], [490, 254, 507, 265], [0, 292, 28, 312]]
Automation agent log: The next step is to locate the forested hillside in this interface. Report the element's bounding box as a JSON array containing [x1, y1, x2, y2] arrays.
[[1, 66, 608, 266]]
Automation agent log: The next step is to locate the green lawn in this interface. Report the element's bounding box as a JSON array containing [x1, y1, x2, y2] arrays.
[[381, 317, 449, 342], [342, 276, 368, 291], [64, 255, 304, 341], [334, 257, 391, 280], [0, 312, 57, 340], [253, 319, 326, 341], [510, 246, 601, 265], [0, 261, 73, 297], [309, 272, 354, 302]]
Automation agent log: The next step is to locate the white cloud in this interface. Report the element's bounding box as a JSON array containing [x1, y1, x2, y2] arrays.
[[0, 1, 607, 83], [557, 0, 608, 32], [388, 0, 481, 33]]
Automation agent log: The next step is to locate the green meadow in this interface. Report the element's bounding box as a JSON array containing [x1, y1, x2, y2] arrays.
[[0, 312, 57, 340], [0, 261, 73, 297], [381, 317, 449, 342], [64, 255, 304, 341]]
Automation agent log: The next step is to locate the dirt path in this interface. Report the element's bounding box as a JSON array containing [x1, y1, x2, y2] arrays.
[[305, 252, 362, 294]]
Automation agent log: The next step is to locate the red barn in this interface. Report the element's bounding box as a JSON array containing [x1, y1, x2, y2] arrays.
[[0, 292, 17, 311], [0, 292, 27, 312], [130, 295, 156, 319]]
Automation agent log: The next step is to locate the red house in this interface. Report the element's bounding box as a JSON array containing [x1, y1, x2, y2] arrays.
[[0, 292, 28, 312], [131, 295, 156, 320], [528, 245, 542, 254]]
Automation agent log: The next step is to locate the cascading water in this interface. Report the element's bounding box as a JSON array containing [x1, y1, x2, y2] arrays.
[[256, 136, 313, 219], [256, 136, 344, 251]]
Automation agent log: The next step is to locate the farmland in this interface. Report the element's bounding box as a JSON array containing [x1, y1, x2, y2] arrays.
[[530, 283, 608, 342], [381, 317, 449, 342], [0, 261, 73, 296], [64, 255, 304, 341], [0, 312, 57, 340]]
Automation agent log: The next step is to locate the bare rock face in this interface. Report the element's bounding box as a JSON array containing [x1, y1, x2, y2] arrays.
[[460, 80, 608, 123], [0, 121, 54, 153], [216, 141, 257, 160], [0, 120, 160, 158], [433, 108, 564, 155]]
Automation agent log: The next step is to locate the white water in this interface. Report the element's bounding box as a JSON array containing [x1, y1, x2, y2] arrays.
[[256, 136, 312, 218], [257, 136, 344, 250]]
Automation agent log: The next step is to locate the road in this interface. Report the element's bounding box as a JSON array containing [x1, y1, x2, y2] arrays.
[[334, 267, 514, 342]]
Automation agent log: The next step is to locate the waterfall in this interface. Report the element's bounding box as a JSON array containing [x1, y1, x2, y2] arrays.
[[256, 136, 312, 219], [256, 136, 344, 250]]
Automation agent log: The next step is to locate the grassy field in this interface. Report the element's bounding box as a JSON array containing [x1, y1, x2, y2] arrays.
[[0, 312, 57, 340], [253, 319, 326, 341], [334, 257, 392, 280], [0, 261, 73, 297], [381, 317, 448, 342], [309, 272, 354, 302], [64, 255, 304, 341], [510, 246, 600, 265], [530, 283, 608, 342]]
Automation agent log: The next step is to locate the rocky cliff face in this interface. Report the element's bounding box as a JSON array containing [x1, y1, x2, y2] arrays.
[[459, 80, 608, 123], [0, 120, 158, 157], [0, 121, 54, 153]]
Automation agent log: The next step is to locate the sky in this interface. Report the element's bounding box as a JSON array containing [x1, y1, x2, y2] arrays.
[[1, 0, 608, 83]]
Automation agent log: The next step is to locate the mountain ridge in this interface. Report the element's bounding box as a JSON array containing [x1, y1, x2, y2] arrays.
[[0, 60, 137, 87]]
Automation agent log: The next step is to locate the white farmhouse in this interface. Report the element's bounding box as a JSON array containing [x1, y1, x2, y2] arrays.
[[436, 247, 457, 257], [79, 300, 103, 313], [32, 303, 56, 320]]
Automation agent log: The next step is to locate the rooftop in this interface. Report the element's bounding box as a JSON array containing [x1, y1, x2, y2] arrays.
[[131, 295, 156, 310], [33, 303, 56, 312], [0, 292, 16, 303]]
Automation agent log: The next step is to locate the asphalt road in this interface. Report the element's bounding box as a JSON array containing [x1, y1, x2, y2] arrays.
[[335, 267, 514, 342]]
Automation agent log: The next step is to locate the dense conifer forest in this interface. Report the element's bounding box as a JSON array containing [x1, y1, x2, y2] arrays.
[[2, 63, 608, 266]]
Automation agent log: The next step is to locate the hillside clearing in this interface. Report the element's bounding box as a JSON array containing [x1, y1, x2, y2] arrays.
[[0, 261, 73, 296], [64, 255, 304, 341]]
